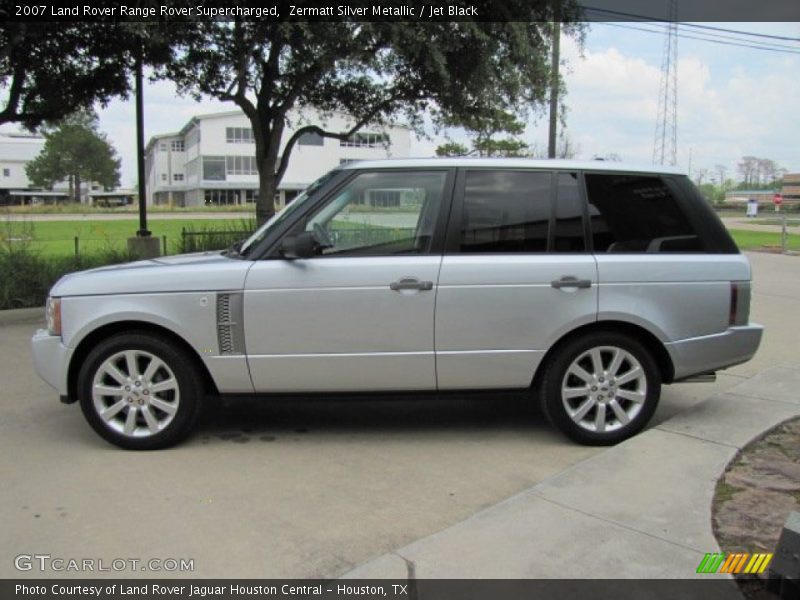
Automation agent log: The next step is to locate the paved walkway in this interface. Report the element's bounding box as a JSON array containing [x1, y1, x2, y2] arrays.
[[722, 216, 797, 233], [342, 366, 800, 580]]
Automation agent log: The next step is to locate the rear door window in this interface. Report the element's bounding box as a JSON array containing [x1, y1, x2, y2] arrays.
[[458, 170, 551, 253]]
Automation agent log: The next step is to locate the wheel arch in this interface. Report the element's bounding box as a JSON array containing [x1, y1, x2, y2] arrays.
[[532, 320, 675, 389], [66, 320, 219, 404]]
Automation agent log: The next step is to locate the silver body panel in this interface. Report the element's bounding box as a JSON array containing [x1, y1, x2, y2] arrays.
[[435, 255, 597, 389], [243, 256, 441, 391]]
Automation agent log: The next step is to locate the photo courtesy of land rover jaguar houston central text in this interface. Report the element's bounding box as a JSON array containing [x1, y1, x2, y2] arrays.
[[31, 159, 763, 450]]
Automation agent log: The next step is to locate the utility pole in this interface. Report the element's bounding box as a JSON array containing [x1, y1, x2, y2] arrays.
[[548, 17, 561, 159], [127, 44, 160, 258], [135, 51, 150, 237]]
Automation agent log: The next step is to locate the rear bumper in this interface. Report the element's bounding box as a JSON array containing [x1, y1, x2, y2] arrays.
[[665, 324, 764, 381], [31, 329, 73, 397]]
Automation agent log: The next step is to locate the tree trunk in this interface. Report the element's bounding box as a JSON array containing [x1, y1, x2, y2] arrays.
[[68, 175, 73, 205], [256, 164, 277, 226], [74, 173, 81, 204], [253, 117, 285, 227]]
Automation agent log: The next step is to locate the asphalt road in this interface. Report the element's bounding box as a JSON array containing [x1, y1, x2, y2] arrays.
[[0, 251, 791, 579]]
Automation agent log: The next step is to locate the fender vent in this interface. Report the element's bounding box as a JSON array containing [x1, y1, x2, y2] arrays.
[[216, 292, 245, 355]]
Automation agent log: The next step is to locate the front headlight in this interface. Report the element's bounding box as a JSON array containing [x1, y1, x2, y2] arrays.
[[46, 297, 62, 336]]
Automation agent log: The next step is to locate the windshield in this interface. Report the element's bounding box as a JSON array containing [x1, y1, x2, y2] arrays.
[[239, 168, 341, 257]]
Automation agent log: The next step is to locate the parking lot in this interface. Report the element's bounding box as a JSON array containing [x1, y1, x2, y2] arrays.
[[1, 251, 796, 579]]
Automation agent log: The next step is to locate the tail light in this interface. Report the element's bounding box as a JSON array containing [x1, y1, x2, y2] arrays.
[[729, 282, 751, 326]]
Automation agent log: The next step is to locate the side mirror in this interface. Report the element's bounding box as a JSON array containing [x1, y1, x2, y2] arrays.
[[279, 231, 318, 259]]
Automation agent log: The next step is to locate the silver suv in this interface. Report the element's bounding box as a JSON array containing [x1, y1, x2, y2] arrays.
[[31, 159, 763, 449]]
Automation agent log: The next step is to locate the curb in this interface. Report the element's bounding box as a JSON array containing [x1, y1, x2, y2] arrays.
[[0, 307, 44, 327]]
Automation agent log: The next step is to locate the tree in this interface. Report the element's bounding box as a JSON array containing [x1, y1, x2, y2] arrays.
[[0, 23, 123, 128], [435, 142, 470, 157], [26, 112, 121, 203], [163, 12, 582, 223], [436, 112, 532, 158]]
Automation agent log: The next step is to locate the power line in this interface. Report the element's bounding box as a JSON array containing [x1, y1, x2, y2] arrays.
[[582, 6, 800, 42], [596, 14, 800, 52], [596, 22, 800, 55]]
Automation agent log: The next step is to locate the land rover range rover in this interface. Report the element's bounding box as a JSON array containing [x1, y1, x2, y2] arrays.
[[31, 159, 763, 449]]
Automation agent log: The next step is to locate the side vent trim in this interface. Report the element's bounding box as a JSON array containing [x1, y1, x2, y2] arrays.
[[216, 292, 245, 355]]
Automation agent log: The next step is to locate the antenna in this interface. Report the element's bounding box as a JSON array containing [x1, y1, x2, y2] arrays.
[[653, 0, 678, 166]]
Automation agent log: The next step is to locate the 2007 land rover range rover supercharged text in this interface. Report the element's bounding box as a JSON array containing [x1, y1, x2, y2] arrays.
[[31, 159, 763, 449]]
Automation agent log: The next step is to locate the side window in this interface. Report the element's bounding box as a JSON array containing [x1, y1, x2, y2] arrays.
[[300, 170, 448, 256], [553, 172, 585, 252], [585, 174, 703, 253], [459, 170, 551, 253]]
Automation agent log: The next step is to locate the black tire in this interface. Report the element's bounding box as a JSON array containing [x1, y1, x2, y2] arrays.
[[538, 331, 661, 446], [77, 333, 203, 450]]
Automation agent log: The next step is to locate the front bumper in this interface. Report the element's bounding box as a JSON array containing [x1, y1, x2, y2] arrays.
[[665, 323, 764, 381], [31, 329, 73, 397]]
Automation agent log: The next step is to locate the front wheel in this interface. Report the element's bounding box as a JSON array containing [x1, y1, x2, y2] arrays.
[[77, 333, 203, 450], [539, 332, 661, 445]]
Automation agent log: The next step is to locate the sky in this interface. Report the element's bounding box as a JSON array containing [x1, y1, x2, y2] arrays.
[[5, 21, 798, 188]]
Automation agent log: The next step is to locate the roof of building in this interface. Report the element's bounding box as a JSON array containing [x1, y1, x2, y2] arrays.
[[144, 131, 182, 153], [338, 158, 687, 175], [0, 133, 45, 161]]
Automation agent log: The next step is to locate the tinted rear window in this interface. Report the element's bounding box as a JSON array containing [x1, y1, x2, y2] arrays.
[[459, 170, 551, 253], [585, 174, 703, 253]]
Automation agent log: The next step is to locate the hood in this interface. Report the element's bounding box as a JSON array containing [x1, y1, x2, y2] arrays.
[[50, 251, 253, 297]]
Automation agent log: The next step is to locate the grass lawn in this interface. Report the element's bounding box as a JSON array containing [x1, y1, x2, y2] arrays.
[[1, 217, 254, 257], [728, 229, 800, 252]]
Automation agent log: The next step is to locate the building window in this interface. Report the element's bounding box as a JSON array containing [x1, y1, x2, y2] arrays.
[[244, 189, 259, 203], [204, 189, 240, 206], [202, 156, 226, 181], [161, 173, 167, 181], [160, 143, 167, 151], [173, 173, 184, 182], [298, 132, 324, 146], [340, 132, 390, 148], [2, 168, 9, 177], [186, 128, 200, 149], [171, 140, 185, 152], [226, 127, 254, 144], [225, 155, 258, 175]]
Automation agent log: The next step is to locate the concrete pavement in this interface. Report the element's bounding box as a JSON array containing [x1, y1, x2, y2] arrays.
[[343, 366, 800, 579]]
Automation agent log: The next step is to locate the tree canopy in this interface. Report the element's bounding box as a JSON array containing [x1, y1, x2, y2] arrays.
[[164, 10, 582, 223], [26, 112, 121, 202], [0, 21, 171, 129]]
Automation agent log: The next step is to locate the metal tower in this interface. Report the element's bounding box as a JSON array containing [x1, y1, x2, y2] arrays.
[[653, 0, 678, 166]]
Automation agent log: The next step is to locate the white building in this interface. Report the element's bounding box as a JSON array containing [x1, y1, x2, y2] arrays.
[[0, 133, 58, 205], [145, 109, 412, 208], [0, 132, 131, 205]]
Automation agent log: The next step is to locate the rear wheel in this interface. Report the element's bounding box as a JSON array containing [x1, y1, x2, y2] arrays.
[[78, 333, 203, 450], [539, 332, 661, 445]]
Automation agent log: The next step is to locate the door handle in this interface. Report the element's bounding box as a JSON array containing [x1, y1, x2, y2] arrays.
[[390, 277, 434, 292], [551, 276, 592, 289]]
